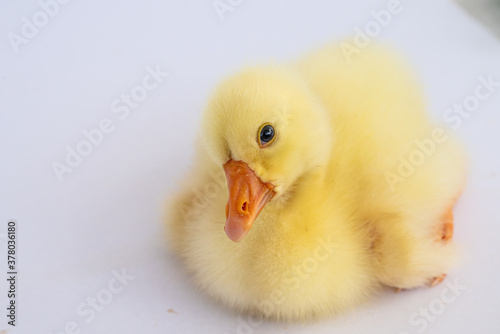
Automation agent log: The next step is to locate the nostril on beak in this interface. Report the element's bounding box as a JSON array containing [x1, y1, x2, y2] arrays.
[[241, 201, 248, 214]]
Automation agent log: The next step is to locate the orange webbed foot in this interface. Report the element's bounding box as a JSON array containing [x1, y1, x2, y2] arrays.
[[430, 274, 447, 287], [430, 206, 455, 287], [435, 207, 454, 243], [440, 208, 454, 242]]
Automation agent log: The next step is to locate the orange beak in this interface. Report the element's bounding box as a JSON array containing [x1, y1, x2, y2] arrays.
[[223, 159, 275, 242]]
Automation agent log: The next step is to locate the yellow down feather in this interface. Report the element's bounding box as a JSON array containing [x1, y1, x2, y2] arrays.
[[166, 43, 467, 321]]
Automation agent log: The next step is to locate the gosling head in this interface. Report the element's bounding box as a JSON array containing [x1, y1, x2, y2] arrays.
[[201, 66, 332, 242]]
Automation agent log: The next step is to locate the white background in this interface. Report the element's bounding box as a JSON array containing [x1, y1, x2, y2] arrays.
[[1, 0, 500, 333]]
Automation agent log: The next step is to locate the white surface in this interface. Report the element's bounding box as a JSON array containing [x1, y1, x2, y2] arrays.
[[1, 0, 500, 333]]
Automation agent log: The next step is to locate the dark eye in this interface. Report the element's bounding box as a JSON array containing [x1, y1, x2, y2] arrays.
[[258, 124, 276, 147]]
